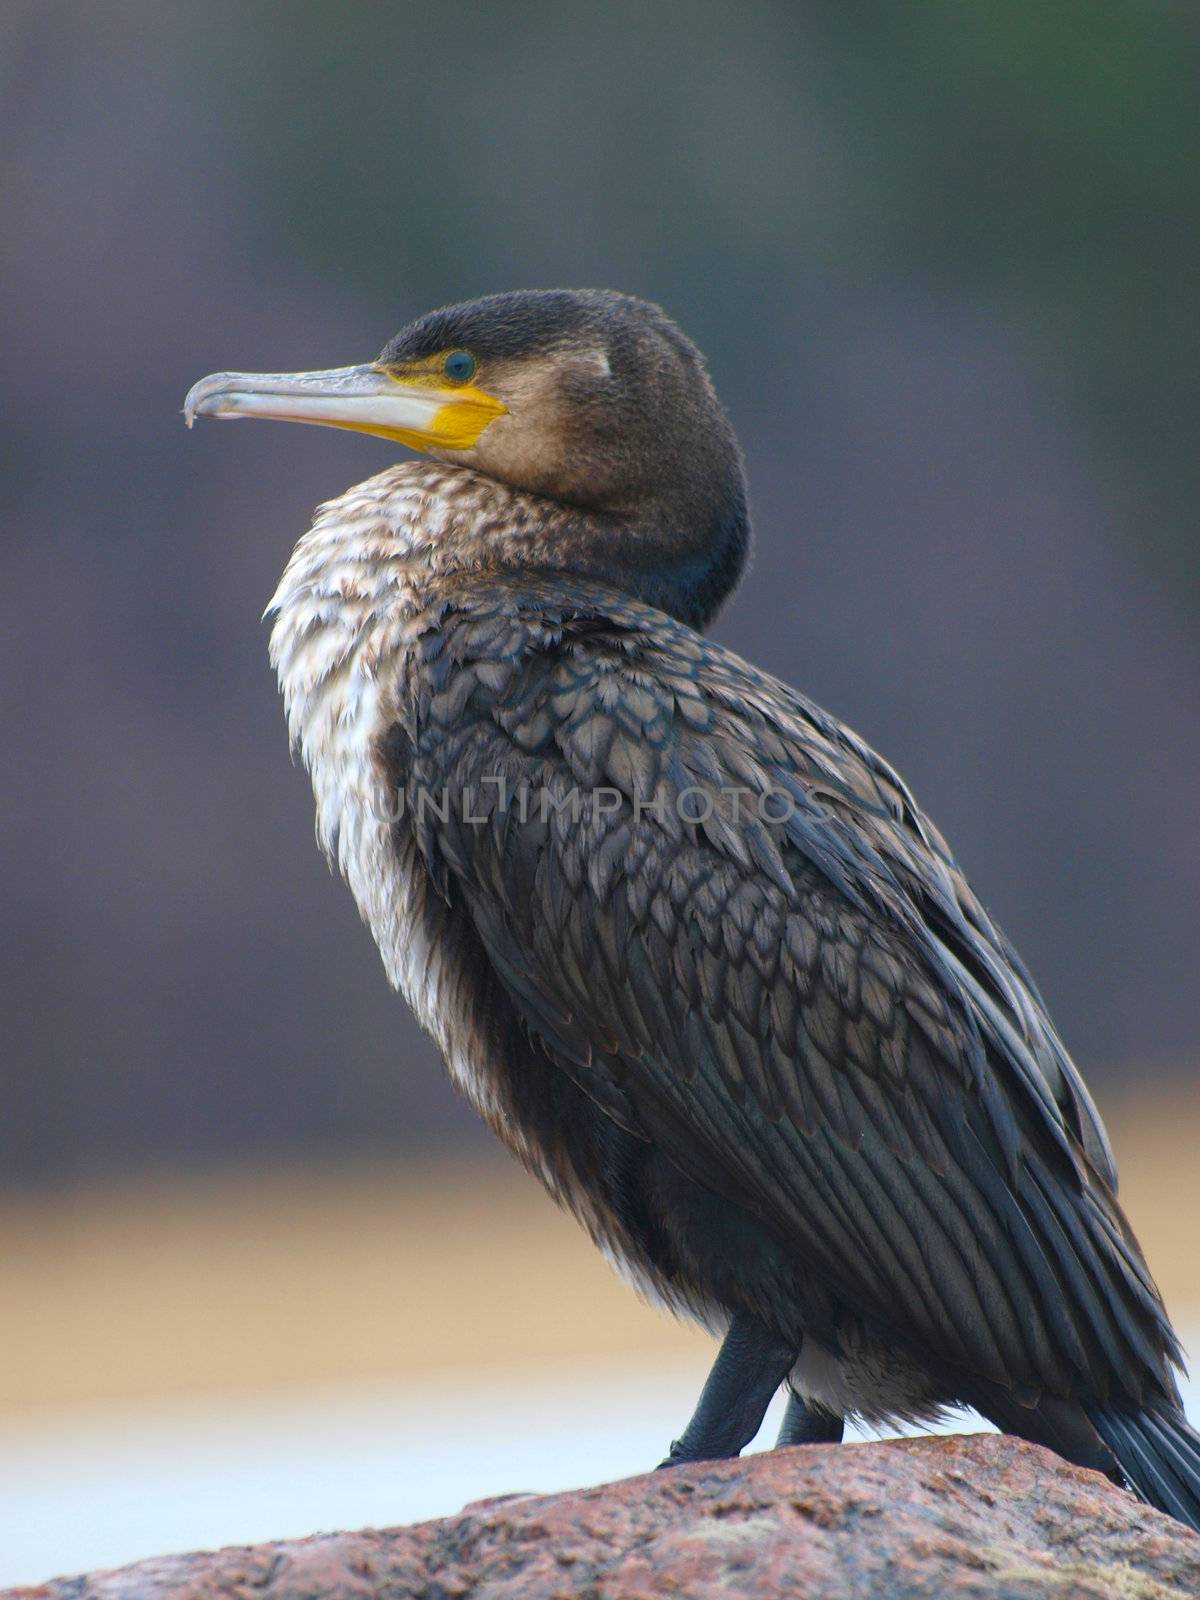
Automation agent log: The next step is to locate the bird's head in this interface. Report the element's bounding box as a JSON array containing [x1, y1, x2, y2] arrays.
[[185, 289, 749, 626]]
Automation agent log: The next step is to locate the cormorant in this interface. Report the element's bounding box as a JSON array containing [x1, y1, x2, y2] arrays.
[[185, 289, 1200, 1529]]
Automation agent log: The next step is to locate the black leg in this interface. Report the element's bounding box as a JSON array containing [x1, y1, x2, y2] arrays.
[[658, 1311, 797, 1467], [776, 1390, 844, 1447]]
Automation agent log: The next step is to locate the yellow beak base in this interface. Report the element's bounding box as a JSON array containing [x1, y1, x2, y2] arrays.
[[183, 364, 507, 452]]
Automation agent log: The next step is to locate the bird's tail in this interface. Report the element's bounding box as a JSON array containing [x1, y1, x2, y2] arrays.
[[1087, 1401, 1200, 1533]]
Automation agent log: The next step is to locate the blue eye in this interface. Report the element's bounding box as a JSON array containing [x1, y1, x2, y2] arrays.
[[443, 350, 477, 383]]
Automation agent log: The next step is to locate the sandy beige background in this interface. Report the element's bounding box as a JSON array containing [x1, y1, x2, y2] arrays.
[[5, 1087, 1196, 1422]]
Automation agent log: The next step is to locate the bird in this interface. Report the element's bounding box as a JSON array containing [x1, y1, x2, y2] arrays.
[[185, 288, 1200, 1529]]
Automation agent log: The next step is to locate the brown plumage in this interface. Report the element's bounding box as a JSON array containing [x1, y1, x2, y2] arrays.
[[185, 289, 1200, 1528]]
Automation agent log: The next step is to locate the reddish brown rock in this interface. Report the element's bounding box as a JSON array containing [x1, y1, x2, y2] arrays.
[[7, 1434, 1199, 1600]]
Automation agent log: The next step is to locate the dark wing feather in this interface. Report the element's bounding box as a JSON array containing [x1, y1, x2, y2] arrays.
[[399, 577, 1177, 1406]]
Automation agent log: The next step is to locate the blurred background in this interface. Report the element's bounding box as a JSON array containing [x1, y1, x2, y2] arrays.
[[2, 0, 1197, 1584]]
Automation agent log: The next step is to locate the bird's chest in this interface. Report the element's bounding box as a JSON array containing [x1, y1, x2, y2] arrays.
[[264, 512, 491, 1128], [286, 645, 504, 1119], [285, 629, 416, 969]]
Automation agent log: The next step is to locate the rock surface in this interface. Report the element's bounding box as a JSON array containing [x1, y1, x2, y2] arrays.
[[8, 1434, 1200, 1600]]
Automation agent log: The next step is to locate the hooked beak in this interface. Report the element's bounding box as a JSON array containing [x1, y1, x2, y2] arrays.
[[183, 363, 506, 452]]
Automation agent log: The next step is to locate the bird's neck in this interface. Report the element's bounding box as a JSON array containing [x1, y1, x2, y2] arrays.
[[269, 458, 746, 650], [265, 453, 747, 877]]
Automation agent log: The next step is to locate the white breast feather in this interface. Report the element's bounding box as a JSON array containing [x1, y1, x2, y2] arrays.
[[266, 465, 508, 1129]]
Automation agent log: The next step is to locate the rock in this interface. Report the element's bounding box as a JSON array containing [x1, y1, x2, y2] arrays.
[[7, 1434, 1199, 1600]]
